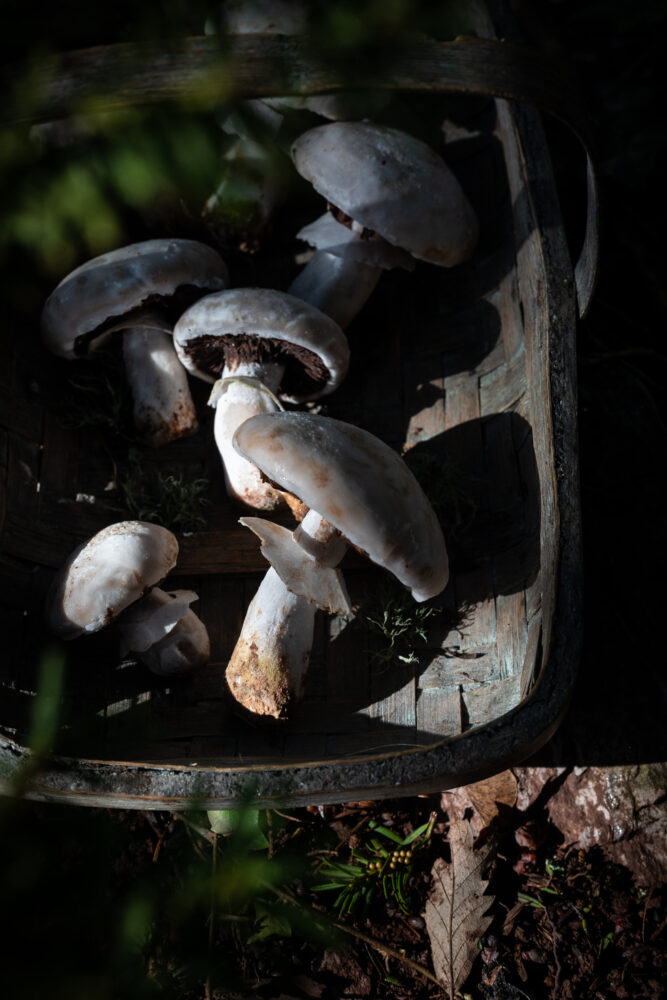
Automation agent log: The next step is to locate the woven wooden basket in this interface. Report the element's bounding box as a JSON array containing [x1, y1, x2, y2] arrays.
[[0, 0, 595, 808]]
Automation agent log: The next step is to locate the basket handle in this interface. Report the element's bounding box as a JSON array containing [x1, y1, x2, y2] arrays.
[[3, 34, 599, 316]]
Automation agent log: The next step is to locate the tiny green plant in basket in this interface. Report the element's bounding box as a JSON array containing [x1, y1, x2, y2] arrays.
[[353, 577, 441, 666], [312, 812, 437, 919], [115, 448, 210, 534]]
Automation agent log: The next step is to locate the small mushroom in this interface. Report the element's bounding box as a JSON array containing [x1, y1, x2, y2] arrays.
[[288, 121, 479, 326], [225, 412, 449, 717], [173, 288, 349, 509], [46, 521, 209, 675], [41, 239, 229, 447]]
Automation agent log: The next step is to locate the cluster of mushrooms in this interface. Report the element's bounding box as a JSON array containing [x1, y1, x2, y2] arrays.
[[42, 48, 479, 719]]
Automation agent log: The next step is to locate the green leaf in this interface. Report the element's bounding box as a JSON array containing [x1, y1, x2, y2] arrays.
[[27, 644, 66, 757], [368, 821, 404, 844], [403, 821, 431, 845], [207, 808, 269, 851], [517, 891, 544, 909]]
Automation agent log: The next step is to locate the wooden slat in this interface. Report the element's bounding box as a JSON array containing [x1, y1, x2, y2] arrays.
[[454, 572, 497, 648], [416, 686, 462, 737], [479, 351, 527, 416], [38, 412, 79, 505], [175, 528, 368, 575], [287, 702, 370, 733], [495, 590, 527, 680], [404, 357, 446, 449], [499, 259, 524, 363], [2, 514, 76, 567], [283, 732, 328, 760], [326, 729, 433, 758], [462, 673, 522, 727], [326, 598, 370, 718], [418, 647, 497, 689], [520, 618, 542, 699], [6, 435, 42, 522], [370, 664, 416, 730], [0, 391, 43, 442]]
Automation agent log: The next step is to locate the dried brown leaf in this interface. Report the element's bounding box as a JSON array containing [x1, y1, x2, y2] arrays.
[[423, 817, 494, 999], [466, 769, 518, 827]]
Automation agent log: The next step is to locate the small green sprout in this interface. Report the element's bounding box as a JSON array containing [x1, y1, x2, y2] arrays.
[[115, 449, 210, 533], [517, 891, 545, 909], [353, 578, 440, 666]]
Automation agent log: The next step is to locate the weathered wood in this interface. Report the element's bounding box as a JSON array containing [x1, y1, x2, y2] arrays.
[[0, 0, 584, 807], [416, 686, 463, 737], [2, 35, 591, 138]]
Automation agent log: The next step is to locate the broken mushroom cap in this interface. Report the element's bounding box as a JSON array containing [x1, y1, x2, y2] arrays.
[[173, 287, 349, 402], [115, 587, 211, 675], [41, 238, 230, 359], [233, 412, 449, 601], [46, 521, 179, 640], [291, 122, 479, 267]]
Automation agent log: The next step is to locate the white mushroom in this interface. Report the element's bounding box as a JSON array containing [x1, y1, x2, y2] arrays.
[[45, 521, 210, 676], [225, 412, 449, 717], [173, 288, 349, 510], [41, 239, 229, 447], [288, 121, 479, 326]]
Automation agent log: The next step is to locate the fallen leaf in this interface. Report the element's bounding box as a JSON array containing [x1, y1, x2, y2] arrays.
[[423, 817, 495, 999], [440, 770, 518, 835], [466, 770, 517, 827]]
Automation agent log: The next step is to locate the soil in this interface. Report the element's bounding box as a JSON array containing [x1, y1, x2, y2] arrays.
[[2, 787, 663, 1000]]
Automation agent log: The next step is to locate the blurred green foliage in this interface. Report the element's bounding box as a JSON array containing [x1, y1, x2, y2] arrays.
[[0, 0, 475, 309]]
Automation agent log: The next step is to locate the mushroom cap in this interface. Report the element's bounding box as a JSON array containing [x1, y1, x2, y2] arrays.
[[46, 521, 179, 639], [297, 213, 415, 271], [233, 412, 449, 601], [291, 122, 479, 267], [41, 239, 230, 359], [173, 287, 349, 402]]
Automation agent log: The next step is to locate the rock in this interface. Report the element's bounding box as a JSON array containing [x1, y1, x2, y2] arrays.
[[511, 767, 567, 811], [545, 765, 666, 849]]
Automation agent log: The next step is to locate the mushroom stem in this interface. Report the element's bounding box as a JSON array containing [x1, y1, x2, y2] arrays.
[[293, 508, 347, 566], [209, 360, 286, 509], [225, 567, 315, 718], [288, 250, 381, 328], [226, 511, 351, 718], [122, 325, 198, 447]]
